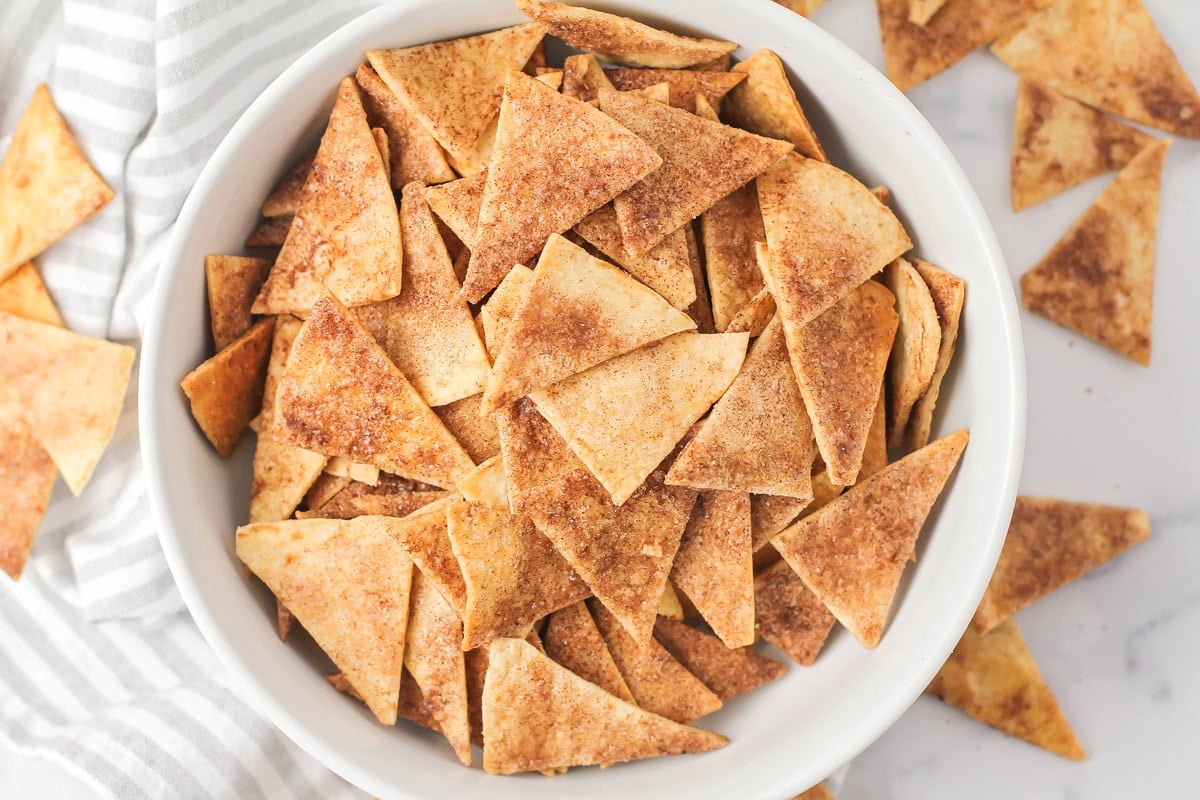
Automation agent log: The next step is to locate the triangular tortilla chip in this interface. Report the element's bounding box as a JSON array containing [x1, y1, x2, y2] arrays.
[[600, 90, 792, 255], [992, 0, 1200, 139], [574, 205, 696, 310], [245, 215, 292, 249], [479, 264, 534, 359], [494, 398, 584, 514], [353, 183, 491, 407], [405, 569, 472, 764], [668, 491, 755, 648], [323, 457, 379, 485], [433, 394, 499, 463], [1020, 140, 1167, 365], [877, 0, 1053, 92], [751, 469, 844, 555], [386, 497, 468, 618], [773, 430, 968, 647], [909, 0, 949, 25], [365, 24, 545, 166], [929, 619, 1086, 759], [424, 172, 485, 250], [561, 53, 617, 103], [355, 63, 457, 189], [658, 579, 685, 621], [725, 49, 826, 161], [683, 224, 717, 334], [906, 259, 966, 450], [273, 294, 474, 487], [758, 152, 910, 330], [464, 72, 662, 301], [302, 472, 350, 512], [884, 258, 941, 448], [531, 332, 747, 504], [181, 318, 275, 459], [0, 313, 134, 495], [329, 668, 441, 733], [260, 154, 313, 218], [860, 385, 889, 482], [590, 602, 723, 723], [1010, 76, 1159, 211], [774, 0, 829, 15], [455, 456, 507, 506], [252, 78, 402, 315], [606, 68, 745, 110], [726, 286, 776, 337], [0, 262, 63, 327], [0, 416, 58, 581], [515, 0, 736, 69], [350, 490, 448, 517], [205, 255, 271, 351], [0, 85, 114, 281], [668, 318, 814, 498], [786, 281, 898, 486], [543, 602, 635, 702], [482, 234, 696, 414], [753, 559, 837, 666], [236, 517, 413, 725], [797, 784, 837, 800], [482, 637, 728, 774], [700, 183, 766, 332], [654, 617, 785, 700], [973, 496, 1149, 633]]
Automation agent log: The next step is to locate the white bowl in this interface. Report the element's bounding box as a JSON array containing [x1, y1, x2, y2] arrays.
[[140, 1, 1026, 797]]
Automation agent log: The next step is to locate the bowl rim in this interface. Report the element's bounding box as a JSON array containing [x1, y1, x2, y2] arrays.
[[139, 1, 1026, 796]]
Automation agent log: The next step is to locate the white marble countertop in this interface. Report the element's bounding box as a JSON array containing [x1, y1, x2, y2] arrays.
[[4, 1, 1197, 797]]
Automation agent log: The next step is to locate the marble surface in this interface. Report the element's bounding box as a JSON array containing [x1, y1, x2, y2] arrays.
[[4, 0, 1198, 797]]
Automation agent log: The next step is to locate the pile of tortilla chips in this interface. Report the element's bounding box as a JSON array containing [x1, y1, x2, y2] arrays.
[[0, 86, 134, 581], [186, 0, 976, 779]]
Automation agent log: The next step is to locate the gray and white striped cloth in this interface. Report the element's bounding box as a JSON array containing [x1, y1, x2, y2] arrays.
[[0, 1, 385, 796]]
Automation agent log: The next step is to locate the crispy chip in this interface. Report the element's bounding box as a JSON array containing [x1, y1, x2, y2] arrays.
[[455, 456, 507, 506], [773, 430, 968, 647], [860, 386, 888, 482], [181, 318, 275, 459], [355, 63, 457, 189], [273, 294, 474, 487], [606, 68, 745, 110], [751, 469, 844, 556], [561, 53, 617, 102], [479, 264, 534, 358], [796, 783, 837, 800], [574, 205, 695, 310], [908, 0, 949, 24], [324, 457, 380, 485], [658, 580, 685, 620], [424, 172, 485, 250], [544, 602, 635, 702], [929, 619, 1086, 759], [482, 637, 727, 774], [725, 49, 826, 161], [0, 85, 113, 281], [405, 569, 472, 764], [0, 263, 62, 327], [591, 602, 722, 723], [236, 517, 414, 724], [1011, 76, 1158, 211], [993, 0, 1200, 138], [758, 153, 910, 330], [668, 318, 814, 499], [350, 490, 448, 518], [753, 560, 836, 665], [700, 183, 767, 332], [973, 497, 1149, 633], [245, 215, 292, 249], [515, 0, 736, 69], [482, 234, 695, 414], [725, 286, 776, 337], [329, 668, 442, 733], [0, 416, 57, 581], [495, 398, 584, 514], [303, 472, 352, 512], [683, 224, 717, 334], [1020, 140, 1167, 365], [389, 498, 468, 618], [906, 259, 965, 450], [204, 255, 271, 351], [669, 491, 755, 647], [0, 313, 134, 495], [654, 617, 785, 700], [600, 89, 792, 255], [464, 71, 662, 301], [433, 394, 500, 463], [884, 258, 941, 448], [260, 154, 313, 218], [773, 0, 829, 15]]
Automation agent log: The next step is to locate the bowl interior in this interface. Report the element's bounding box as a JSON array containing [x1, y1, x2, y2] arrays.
[[140, 1, 1025, 797]]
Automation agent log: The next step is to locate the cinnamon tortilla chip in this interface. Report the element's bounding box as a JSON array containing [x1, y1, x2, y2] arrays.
[[906, 259, 966, 450], [245, 215, 292, 249], [606, 68, 745, 110], [885, 258, 941, 448], [658, 580, 684, 621], [751, 469, 844, 554], [0, 85, 114, 282], [350, 490, 448, 517], [683, 224, 717, 334], [323, 457, 379, 485], [725, 285, 776, 337], [860, 386, 888, 482], [303, 472, 351, 512], [479, 264, 534, 359], [909, 0, 949, 25], [543, 602, 635, 702], [0, 416, 58, 581], [424, 172, 485, 250], [726, 49, 826, 161], [0, 262, 63, 327], [355, 63, 457, 189], [260, 154, 313, 218], [329, 668, 441, 733], [797, 784, 836, 800], [389, 498, 468, 618], [574, 205, 695, 310], [205, 255, 271, 351], [405, 569, 472, 764], [181, 318, 275, 458], [753, 560, 836, 665], [561, 53, 617, 103], [494, 398, 583, 515], [654, 617, 785, 700], [773, 0, 829, 15], [700, 183, 766, 331], [455, 456, 507, 507], [433, 394, 500, 463]]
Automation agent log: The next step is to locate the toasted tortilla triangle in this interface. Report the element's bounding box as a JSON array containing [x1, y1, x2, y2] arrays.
[[590, 602, 723, 723], [0, 313, 134, 495], [561, 53, 617, 103], [860, 385, 889, 482], [654, 617, 785, 700], [495, 398, 584, 514], [753, 559, 837, 665], [355, 63, 457, 189], [543, 602, 635, 702], [797, 784, 836, 800], [574, 205, 696, 310], [181, 318, 275, 459], [478, 265, 534, 359], [1011, 76, 1159, 211], [388, 498, 468, 618], [701, 183, 767, 332], [725, 49, 826, 161], [600, 89, 792, 255], [423, 172, 485, 250], [885, 258, 941, 449], [668, 318, 815, 498], [405, 569, 472, 764], [531, 331, 747, 504], [350, 490, 449, 518], [260, 154, 312, 218], [751, 469, 844, 554], [0, 85, 114, 281], [658, 579, 684, 620], [683, 224, 717, 334], [482, 234, 696, 414], [365, 24, 545, 166], [236, 517, 414, 724], [906, 259, 965, 450], [726, 284, 776, 337], [993, 0, 1200, 138], [245, 215, 292, 249], [328, 668, 441, 733], [323, 457, 379, 485], [1020, 140, 1167, 365], [253, 78, 401, 315], [929, 619, 1086, 759], [0, 262, 63, 327], [973, 497, 1149, 633], [773, 430, 968, 647], [433, 394, 500, 463], [515, 0, 736, 69], [605, 68, 745, 110], [668, 491, 755, 648], [877, 0, 1054, 92], [482, 637, 728, 774], [0, 414, 58, 581], [273, 294, 474, 487], [205, 255, 271, 351], [455, 456, 507, 506], [773, 0, 830, 15], [909, 0, 949, 25], [758, 153, 910, 330], [464, 71, 662, 301], [785, 281, 898, 486]]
